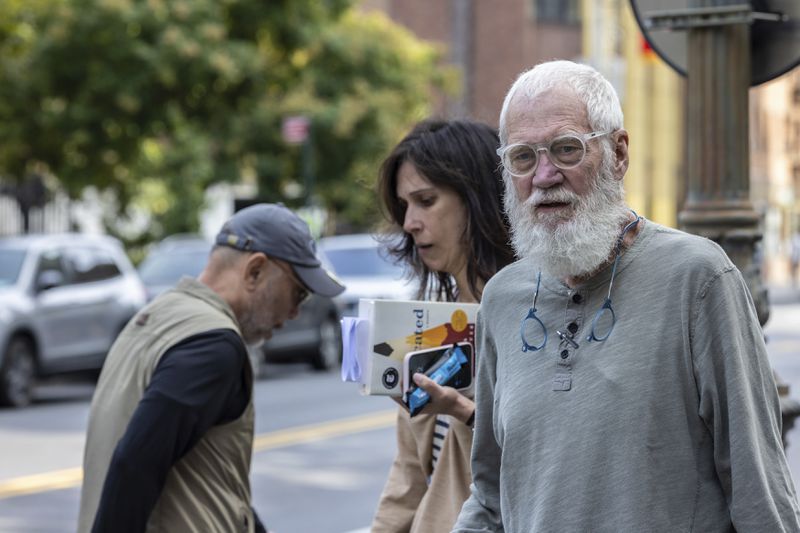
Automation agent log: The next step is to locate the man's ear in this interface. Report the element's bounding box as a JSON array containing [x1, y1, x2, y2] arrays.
[[243, 253, 269, 289], [612, 129, 629, 180]]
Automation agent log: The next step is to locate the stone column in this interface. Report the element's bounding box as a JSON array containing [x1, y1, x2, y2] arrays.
[[678, 0, 770, 326]]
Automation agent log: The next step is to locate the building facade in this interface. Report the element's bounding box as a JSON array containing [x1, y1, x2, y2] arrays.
[[581, 0, 685, 229], [751, 69, 800, 284], [361, 0, 582, 125], [362, 0, 799, 287]]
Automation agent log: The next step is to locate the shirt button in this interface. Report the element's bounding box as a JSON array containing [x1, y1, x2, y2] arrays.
[[568, 322, 578, 334], [572, 293, 583, 304], [560, 350, 569, 359]]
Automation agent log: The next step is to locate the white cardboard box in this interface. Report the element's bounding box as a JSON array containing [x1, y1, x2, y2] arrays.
[[350, 299, 479, 396]]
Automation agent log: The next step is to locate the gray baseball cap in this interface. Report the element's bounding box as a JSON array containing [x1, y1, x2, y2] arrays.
[[215, 203, 345, 297]]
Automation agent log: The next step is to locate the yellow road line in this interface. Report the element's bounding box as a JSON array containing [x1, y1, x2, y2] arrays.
[[253, 409, 396, 451], [0, 467, 84, 499], [0, 409, 396, 500]]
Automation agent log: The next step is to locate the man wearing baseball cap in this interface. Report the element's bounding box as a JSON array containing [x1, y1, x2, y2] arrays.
[[79, 204, 344, 533]]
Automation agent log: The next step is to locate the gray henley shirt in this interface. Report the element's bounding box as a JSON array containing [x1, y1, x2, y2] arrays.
[[453, 220, 800, 533]]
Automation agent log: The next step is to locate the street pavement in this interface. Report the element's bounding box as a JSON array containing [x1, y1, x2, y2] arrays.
[[0, 365, 395, 533], [1, 284, 800, 531], [764, 283, 800, 492]]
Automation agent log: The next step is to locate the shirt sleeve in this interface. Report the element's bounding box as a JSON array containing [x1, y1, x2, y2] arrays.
[[371, 407, 429, 532], [452, 307, 505, 532], [692, 267, 800, 531], [91, 328, 249, 533]]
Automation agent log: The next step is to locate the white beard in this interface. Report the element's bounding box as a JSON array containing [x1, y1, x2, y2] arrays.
[[504, 160, 631, 279]]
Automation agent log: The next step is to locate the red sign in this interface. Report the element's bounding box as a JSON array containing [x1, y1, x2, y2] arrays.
[[640, 34, 656, 61], [282, 116, 310, 145]]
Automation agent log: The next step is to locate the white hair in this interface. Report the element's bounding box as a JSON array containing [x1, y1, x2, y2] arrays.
[[498, 60, 624, 146], [499, 60, 631, 278]]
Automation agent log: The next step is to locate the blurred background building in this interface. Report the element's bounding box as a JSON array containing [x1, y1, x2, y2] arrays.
[[751, 69, 800, 285], [362, 0, 799, 287], [362, 0, 684, 228], [361, 0, 582, 125]]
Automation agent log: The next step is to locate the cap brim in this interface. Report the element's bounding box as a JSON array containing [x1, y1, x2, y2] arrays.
[[293, 264, 346, 298]]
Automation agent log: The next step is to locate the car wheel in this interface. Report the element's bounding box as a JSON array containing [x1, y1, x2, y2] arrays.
[[0, 336, 36, 408], [310, 315, 342, 371]]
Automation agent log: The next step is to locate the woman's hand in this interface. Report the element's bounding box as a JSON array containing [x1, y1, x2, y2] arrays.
[[409, 373, 475, 424]]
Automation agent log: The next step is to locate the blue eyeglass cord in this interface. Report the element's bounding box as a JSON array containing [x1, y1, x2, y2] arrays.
[[519, 212, 641, 353]]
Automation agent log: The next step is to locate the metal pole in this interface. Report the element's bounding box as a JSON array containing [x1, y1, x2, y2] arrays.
[[450, 0, 473, 118], [302, 133, 314, 206]]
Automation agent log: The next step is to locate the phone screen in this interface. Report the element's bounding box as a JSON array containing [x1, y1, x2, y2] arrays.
[[404, 343, 473, 395]]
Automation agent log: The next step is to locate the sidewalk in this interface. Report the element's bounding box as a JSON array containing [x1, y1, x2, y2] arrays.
[[763, 283, 800, 492], [764, 282, 800, 404], [768, 283, 800, 307]]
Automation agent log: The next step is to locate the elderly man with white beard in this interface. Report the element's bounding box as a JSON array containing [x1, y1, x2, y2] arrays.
[[452, 60, 800, 533]]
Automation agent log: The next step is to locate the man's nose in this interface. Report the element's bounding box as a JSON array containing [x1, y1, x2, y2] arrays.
[[530, 150, 564, 190]]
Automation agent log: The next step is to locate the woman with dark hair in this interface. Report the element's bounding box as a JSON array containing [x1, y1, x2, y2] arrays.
[[371, 119, 514, 533]]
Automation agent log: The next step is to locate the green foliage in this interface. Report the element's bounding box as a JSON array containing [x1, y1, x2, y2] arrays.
[[243, 10, 453, 229], [0, 0, 447, 239]]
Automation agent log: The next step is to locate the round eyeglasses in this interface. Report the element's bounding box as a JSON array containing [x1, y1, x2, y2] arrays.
[[497, 130, 611, 178], [519, 214, 642, 353], [520, 271, 547, 352]]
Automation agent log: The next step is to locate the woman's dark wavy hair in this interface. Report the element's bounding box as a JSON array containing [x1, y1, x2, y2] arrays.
[[377, 119, 514, 302]]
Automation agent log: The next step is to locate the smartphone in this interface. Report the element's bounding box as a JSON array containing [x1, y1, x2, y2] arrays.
[[402, 342, 474, 410]]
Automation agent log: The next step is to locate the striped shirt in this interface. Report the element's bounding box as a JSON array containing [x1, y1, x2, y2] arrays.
[[431, 415, 450, 471]]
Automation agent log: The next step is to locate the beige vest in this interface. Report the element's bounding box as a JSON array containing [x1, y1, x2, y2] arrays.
[[78, 278, 255, 533]]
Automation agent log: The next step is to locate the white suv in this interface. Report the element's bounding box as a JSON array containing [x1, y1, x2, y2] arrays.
[[319, 233, 415, 317], [0, 233, 146, 407]]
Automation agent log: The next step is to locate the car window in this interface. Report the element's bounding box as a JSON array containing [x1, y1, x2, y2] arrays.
[[0, 247, 27, 286], [324, 247, 404, 278], [138, 248, 209, 285], [63, 246, 122, 283], [35, 248, 68, 279]]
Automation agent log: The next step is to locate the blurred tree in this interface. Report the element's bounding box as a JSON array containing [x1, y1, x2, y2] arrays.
[[239, 9, 454, 230], [0, 0, 449, 238]]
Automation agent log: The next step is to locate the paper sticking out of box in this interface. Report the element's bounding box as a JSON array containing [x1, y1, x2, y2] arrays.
[[340, 299, 479, 396]]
